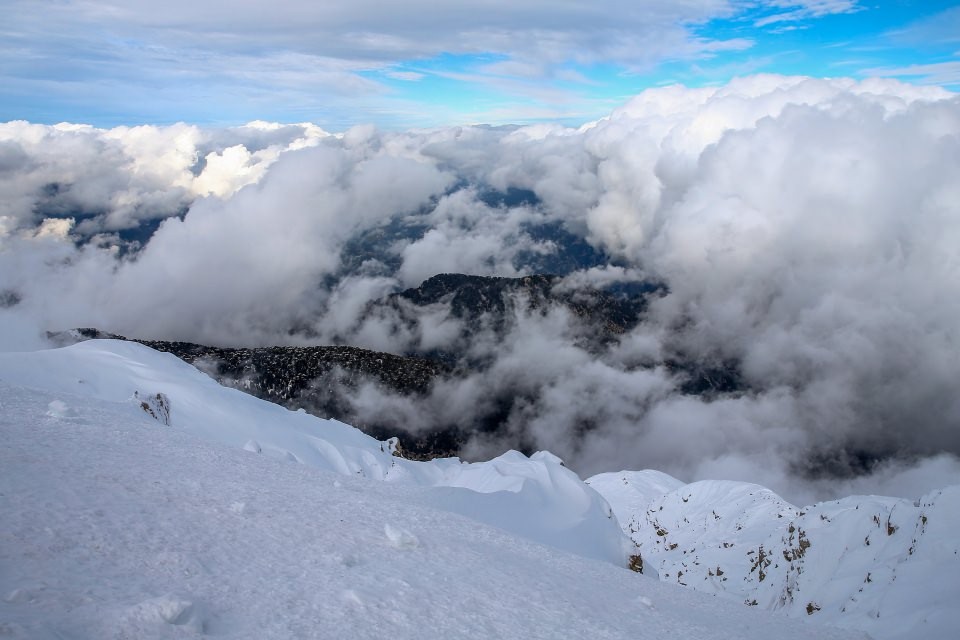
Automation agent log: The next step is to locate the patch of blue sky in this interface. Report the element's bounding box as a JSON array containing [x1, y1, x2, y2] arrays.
[[691, 1, 960, 89], [363, 54, 626, 127], [365, 54, 504, 117]]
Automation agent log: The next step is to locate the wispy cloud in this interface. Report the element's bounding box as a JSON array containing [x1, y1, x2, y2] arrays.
[[0, 0, 758, 126], [385, 70, 425, 82], [886, 5, 960, 46], [754, 1, 862, 28], [864, 59, 960, 86], [0, 0, 949, 128]]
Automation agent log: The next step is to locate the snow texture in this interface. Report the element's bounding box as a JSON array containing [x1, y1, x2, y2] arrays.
[[0, 339, 627, 565], [588, 470, 960, 640]]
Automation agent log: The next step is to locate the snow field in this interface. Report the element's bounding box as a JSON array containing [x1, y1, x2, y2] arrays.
[[0, 340, 628, 565], [0, 378, 862, 639], [588, 470, 960, 640]]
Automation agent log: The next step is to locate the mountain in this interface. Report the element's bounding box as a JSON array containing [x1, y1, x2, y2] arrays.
[[386, 272, 652, 348], [587, 470, 960, 640], [44, 271, 660, 459], [47, 272, 736, 462], [0, 339, 863, 640]]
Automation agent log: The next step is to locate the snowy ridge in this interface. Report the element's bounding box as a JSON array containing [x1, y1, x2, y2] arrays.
[[587, 471, 960, 640], [0, 341, 865, 639], [0, 339, 627, 565]]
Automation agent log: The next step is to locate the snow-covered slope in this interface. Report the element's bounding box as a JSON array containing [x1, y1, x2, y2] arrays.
[[588, 470, 960, 640], [0, 340, 626, 565], [0, 342, 863, 639]]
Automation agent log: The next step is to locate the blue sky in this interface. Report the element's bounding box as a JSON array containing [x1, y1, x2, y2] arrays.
[[2, 1, 958, 129]]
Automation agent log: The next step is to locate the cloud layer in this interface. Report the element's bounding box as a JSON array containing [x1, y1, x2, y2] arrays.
[[2, 74, 959, 505], [6, 1, 902, 126]]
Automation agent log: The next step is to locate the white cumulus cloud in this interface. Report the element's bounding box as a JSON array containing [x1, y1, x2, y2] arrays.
[[2, 74, 959, 504]]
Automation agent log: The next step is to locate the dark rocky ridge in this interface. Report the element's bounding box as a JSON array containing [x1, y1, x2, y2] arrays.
[[392, 273, 650, 334], [377, 273, 659, 365], [51, 273, 743, 461], [50, 328, 460, 459], [53, 328, 446, 396], [381, 273, 738, 395]]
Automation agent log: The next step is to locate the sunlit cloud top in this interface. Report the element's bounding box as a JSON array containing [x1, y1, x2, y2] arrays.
[[2, 0, 958, 128]]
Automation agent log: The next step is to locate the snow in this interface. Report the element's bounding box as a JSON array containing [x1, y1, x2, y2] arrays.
[[0, 339, 627, 564], [0, 341, 864, 639], [586, 470, 687, 525], [588, 470, 960, 640]]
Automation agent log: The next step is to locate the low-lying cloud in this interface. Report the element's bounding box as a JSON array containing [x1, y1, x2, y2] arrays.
[[2, 74, 959, 505]]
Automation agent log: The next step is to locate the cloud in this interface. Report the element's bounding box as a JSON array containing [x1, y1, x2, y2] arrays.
[[754, 1, 862, 28], [386, 71, 426, 82], [887, 5, 960, 47], [55, 1, 735, 63], [397, 188, 549, 286], [2, 74, 959, 505], [0, 124, 453, 345], [0, 120, 328, 236], [864, 60, 960, 87], [3, 1, 751, 125]]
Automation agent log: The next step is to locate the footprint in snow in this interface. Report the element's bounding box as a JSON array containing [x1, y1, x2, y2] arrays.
[[46, 400, 78, 419], [341, 590, 364, 609], [6, 587, 41, 603], [123, 594, 208, 633], [341, 552, 363, 567], [384, 524, 419, 550]]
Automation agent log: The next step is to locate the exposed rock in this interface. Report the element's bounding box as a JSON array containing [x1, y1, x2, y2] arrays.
[[46, 273, 741, 460], [49, 328, 457, 458]]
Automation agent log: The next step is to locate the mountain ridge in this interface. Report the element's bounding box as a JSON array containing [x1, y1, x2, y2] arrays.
[[46, 272, 740, 462]]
